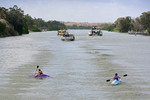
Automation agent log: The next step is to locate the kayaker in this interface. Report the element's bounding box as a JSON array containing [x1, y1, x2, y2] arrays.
[[113, 73, 120, 80], [35, 69, 43, 77]]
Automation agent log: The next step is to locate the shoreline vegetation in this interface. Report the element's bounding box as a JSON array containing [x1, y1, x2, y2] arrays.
[[65, 11, 150, 35], [0, 5, 150, 37], [0, 5, 66, 37]]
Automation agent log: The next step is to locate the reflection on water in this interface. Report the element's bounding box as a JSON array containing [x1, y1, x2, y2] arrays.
[[0, 30, 150, 100]]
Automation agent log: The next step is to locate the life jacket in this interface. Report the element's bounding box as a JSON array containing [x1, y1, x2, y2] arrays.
[[113, 75, 118, 80]]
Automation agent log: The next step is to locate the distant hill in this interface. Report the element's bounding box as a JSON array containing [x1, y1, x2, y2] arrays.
[[64, 22, 113, 29], [64, 22, 102, 27]]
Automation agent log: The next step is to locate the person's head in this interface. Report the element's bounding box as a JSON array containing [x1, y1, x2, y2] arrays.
[[39, 69, 41, 71], [115, 73, 118, 76]]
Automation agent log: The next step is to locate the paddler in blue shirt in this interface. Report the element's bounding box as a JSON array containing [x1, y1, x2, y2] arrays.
[[113, 73, 120, 80]]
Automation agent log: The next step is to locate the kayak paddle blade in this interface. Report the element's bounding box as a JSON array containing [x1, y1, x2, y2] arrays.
[[37, 65, 39, 69], [123, 74, 127, 77], [106, 79, 110, 82]]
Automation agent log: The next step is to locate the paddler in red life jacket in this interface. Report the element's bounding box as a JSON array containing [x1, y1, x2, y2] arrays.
[[35, 69, 43, 77], [38, 69, 43, 75], [113, 73, 120, 80]]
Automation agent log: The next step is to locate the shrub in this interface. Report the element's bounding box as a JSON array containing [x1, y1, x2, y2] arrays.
[[0, 22, 6, 33]]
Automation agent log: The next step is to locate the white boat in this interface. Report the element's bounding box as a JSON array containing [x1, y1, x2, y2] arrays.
[[61, 33, 75, 41], [88, 26, 103, 36]]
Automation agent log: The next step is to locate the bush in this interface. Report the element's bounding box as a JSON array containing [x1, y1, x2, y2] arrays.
[[148, 28, 150, 34], [31, 25, 41, 32], [0, 22, 6, 37], [0, 22, 6, 33], [113, 27, 119, 32], [22, 22, 29, 34]]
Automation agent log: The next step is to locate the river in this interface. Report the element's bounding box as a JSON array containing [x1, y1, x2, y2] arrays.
[[0, 30, 150, 100]]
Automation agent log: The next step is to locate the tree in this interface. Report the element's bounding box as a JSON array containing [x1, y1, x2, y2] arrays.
[[22, 22, 29, 34], [0, 22, 6, 35], [31, 25, 41, 32], [98, 23, 116, 31], [46, 20, 66, 31], [140, 11, 150, 30], [125, 16, 132, 31], [24, 14, 34, 29], [115, 16, 132, 32], [7, 5, 27, 35], [33, 18, 45, 29], [131, 17, 143, 32], [0, 7, 8, 20]]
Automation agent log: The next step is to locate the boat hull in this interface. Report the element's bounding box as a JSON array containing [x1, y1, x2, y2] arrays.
[[88, 30, 103, 36], [28, 74, 50, 77], [111, 79, 121, 85], [61, 34, 75, 41]]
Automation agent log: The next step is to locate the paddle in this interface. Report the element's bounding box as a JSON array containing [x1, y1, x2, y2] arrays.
[[106, 74, 127, 82], [35, 65, 39, 74]]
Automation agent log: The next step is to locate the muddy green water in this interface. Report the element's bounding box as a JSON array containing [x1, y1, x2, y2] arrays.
[[0, 30, 150, 100]]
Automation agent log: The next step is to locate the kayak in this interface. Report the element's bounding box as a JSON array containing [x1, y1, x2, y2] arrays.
[[28, 74, 50, 77], [111, 79, 121, 85]]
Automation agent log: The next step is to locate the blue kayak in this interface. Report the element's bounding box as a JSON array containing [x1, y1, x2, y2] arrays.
[[111, 79, 121, 85], [28, 74, 50, 77]]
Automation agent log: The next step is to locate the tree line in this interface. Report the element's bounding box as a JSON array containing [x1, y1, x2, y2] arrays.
[[0, 5, 66, 37], [1, 5, 149, 37], [66, 24, 93, 29], [99, 11, 150, 35]]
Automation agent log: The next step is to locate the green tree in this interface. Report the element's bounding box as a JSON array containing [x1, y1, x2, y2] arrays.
[[0, 7, 8, 20], [125, 16, 132, 31], [24, 14, 34, 29], [46, 20, 66, 31], [148, 28, 150, 34], [0, 22, 6, 36], [31, 25, 41, 32], [7, 5, 25, 35], [99, 23, 116, 31], [131, 17, 143, 32], [115, 16, 132, 32], [33, 18, 45, 29], [140, 11, 150, 30], [22, 22, 29, 34]]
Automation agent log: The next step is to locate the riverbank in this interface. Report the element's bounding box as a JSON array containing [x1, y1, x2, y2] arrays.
[[0, 19, 19, 37]]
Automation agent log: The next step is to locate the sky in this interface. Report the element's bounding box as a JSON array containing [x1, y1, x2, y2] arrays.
[[0, 0, 150, 23]]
